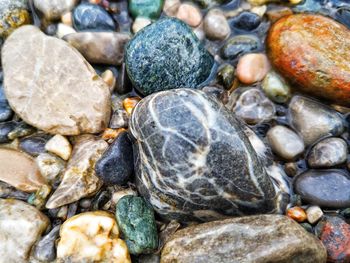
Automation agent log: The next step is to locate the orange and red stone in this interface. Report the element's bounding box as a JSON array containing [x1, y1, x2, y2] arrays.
[[286, 206, 306, 223]]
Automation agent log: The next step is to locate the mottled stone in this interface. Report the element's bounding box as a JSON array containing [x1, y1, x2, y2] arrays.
[[95, 131, 134, 186], [0, 85, 13, 122], [248, 0, 302, 5], [306, 206, 323, 224], [294, 170, 350, 208], [262, 71, 291, 103], [35, 153, 65, 182], [45, 134, 71, 160], [286, 206, 306, 222], [0, 148, 46, 192], [130, 88, 279, 223], [72, 3, 115, 31], [7, 122, 35, 140], [2, 25, 111, 135], [0, 120, 16, 143], [203, 9, 230, 40], [46, 136, 108, 209], [217, 64, 234, 90], [267, 125, 304, 160], [288, 96, 344, 145], [19, 133, 51, 156], [129, 0, 163, 20], [125, 18, 214, 95], [316, 216, 350, 262], [0, 199, 49, 263], [57, 211, 131, 263], [32, 225, 60, 262], [34, 0, 77, 20], [161, 215, 327, 263], [116, 196, 158, 255], [63, 32, 130, 65], [267, 14, 350, 106], [308, 137, 348, 168], [220, 35, 262, 60]]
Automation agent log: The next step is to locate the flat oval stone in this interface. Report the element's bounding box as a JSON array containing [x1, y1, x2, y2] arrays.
[[267, 14, 350, 106], [0, 199, 49, 262], [129, 0, 164, 19], [294, 170, 350, 208], [220, 35, 262, 60], [130, 88, 279, 223], [125, 18, 214, 96], [161, 215, 327, 263], [2, 25, 111, 135], [19, 133, 52, 156], [0, 148, 46, 192]]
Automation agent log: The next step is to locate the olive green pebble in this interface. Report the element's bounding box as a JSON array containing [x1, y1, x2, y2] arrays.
[[128, 0, 164, 20], [217, 64, 235, 90], [262, 71, 291, 103], [116, 195, 158, 255]]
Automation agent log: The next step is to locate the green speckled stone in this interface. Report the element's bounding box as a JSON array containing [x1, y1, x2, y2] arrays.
[[125, 18, 214, 96], [116, 195, 158, 255], [129, 0, 163, 20]]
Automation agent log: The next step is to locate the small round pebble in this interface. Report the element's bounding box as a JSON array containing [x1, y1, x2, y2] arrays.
[[262, 71, 291, 103], [203, 9, 230, 40], [287, 206, 307, 222], [45, 134, 72, 161], [176, 3, 202, 27], [306, 206, 323, 224], [220, 35, 261, 60], [236, 53, 270, 84], [233, 11, 261, 31]]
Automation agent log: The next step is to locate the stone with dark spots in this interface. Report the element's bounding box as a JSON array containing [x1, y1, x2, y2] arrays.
[[95, 131, 134, 186], [220, 35, 262, 60], [125, 18, 214, 96], [130, 88, 280, 223], [0, 120, 16, 143], [161, 215, 327, 263], [294, 170, 350, 208], [316, 216, 350, 262], [116, 196, 158, 255], [19, 133, 52, 157]]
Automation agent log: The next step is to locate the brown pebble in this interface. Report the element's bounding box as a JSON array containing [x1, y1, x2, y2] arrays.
[[236, 53, 270, 84], [176, 3, 202, 27], [102, 128, 126, 141]]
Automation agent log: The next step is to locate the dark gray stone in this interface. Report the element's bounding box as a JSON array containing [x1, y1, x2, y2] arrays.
[[0, 85, 13, 122], [32, 224, 60, 262], [220, 35, 262, 60], [19, 133, 51, 156], [125, 18, 214, 96], [0, 121, 16, 143], [130, 88, 279, 223]]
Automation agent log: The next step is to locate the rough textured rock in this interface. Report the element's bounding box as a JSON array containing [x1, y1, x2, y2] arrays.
[[125, 18, 214, 95], [46, 136, 108, 209], [35, 153, 65, 183], [57, 211, 131, 263], [161, 215, 327, 263], [0, 199, 49, 263], [2, 25, 111, 135], [63, 32, 130, 65], [0, 148, 46, 192], [130, 88, 279, 223], [116, 196, 158, 255], [267, 14, 350, 106], [33, 0, 77, 20]]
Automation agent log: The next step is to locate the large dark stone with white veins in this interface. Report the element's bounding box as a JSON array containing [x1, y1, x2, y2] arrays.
[[130, 88, 280, 223]]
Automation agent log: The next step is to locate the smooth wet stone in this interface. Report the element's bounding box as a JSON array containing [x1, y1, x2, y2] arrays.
[[0, 148, 46, 192], [125, 18, 214, 96], [130, 88, 279, 223], [163, 0, 180, 16], [335, 7, 350, 28], [7, 122, 35, 140], [32, 225, 60, 262], [132, 17, 152, 33], [267, 14, 350, 106], [129, 0, 163, 20], [2, 25, 111, 135], [0, 120, 16, 143], [176, 3, 202, 27], [56, 23, 76, 38], [45, 134, 71, 160], [57, 211, 131, 263], [294, 170, 350, 208], [233, 11, 261, 31], [220, 35, 262, 60], [161, 215, 327, 263], [228, 88, 275, 125], [72, 3, 115, 31], [236, 53, 270, 84], [19, 133, 51, 156], [288, 96, 344, 145], [34, 0, 77, 20], [116, 196, 158, 255], [36, 153, 65, 183], [262, 71, 291, 103], [267, 125, 305, 160], [95, 131, 134, 186], [306, 206, 323, 224], [63, 32, 130, 65], [0, 85, 13, 122], [316, 216, 350, 262], [0, 199, 49, 263], [46, 136, 108, 209], [286, 206, 306, 222], [217, 64, 235, 90], [203, 9, 230, 40], [191, 0, 231, 8], [308, 137, 348, 168], [248, 0, 302, 5], [0, 0, 30, 38]]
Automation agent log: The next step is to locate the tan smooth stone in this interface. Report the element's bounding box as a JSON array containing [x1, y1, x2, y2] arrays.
[[46, 135, 108, 209], [57, 211, 131, 263], [236, 53, 271, 84], [203, 9, 230, 40], [0, 148, 46, 192], [306, 206, 324, 224], [163, 0, 181, 16], [176, 3, 202, 27], [0, 199, 49, 263], [45, 134, 72, 160], [2, 25, 111, 135], [34, 0, 78, 20]]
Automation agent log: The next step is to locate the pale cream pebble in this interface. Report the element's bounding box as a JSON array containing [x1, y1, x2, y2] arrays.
[[251, 5, 267, 17], [57, 211, 131, 263], [203, 9, 230, 40], [132, 17, 152, 33], [236, 53, 271, 84], [163, 0, 181, 17], [102, 69, 116, 92], [176, 3, 202, 27], [306, 206, 324, 224], [45, 134, 72, 160], [61, 11, 72, 26], [56, 23, 76, 39], [112, 188, 137, 206]]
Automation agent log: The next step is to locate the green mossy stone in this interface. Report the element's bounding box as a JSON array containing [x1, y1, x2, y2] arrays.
[[125, 17, 214, 96], [128, 0, 164, 20], [116, 195, 158, 255]]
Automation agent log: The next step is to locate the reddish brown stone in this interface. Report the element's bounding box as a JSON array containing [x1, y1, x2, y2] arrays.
[[267, 14, 350, 106], [317, 216, 350, 262]]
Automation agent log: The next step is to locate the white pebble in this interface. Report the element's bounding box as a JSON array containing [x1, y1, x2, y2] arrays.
[[306, 206, 323, 224], [45, 134, 72, 160]]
